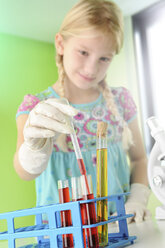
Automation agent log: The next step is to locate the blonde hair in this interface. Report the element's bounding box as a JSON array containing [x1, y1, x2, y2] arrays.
[[55, 0, 133, 151], [97, 80, 133, 150]]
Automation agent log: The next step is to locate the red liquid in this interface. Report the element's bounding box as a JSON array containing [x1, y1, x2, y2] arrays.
[[73, 198, 86, 248], [83, 193, 99, 248], [77, 158, 87, 175], [77, 159, 90, 194], [59, 187, 74, 248]]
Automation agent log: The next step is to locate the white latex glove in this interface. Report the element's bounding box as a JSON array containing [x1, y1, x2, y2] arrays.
[[18, 98, 78, 174], [125, 183, 151, 223]]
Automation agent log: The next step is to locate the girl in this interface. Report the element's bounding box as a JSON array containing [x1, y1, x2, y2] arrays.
[[14, 0, 151, 223]]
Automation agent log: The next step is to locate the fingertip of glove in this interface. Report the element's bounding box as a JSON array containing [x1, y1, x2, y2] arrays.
[[144, 216, 152, 221], [135, 216, 143, 223], [61, 125, 75, 134], [144, 211, 152, 221], [67, 105, 79, 116]]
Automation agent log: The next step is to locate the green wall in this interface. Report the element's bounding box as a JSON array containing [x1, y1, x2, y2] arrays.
[[0, 33, 57, 229]]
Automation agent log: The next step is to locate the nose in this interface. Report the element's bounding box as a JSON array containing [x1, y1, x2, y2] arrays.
[[83, 57, 98, 77]]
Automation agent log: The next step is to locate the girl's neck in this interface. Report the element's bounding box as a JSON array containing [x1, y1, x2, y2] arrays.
[[52, 81, 100, 105]]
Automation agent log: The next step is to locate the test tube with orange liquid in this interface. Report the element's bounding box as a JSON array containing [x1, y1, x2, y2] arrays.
[[80, 175, 99, 248], [71, 177, 86, 248], [58, 179, 74, 248]]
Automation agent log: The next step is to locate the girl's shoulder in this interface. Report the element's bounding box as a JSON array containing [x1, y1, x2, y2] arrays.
[[111, 86, 132, 99], [16, 87, 57, 118], [110, 86, 137, 122]]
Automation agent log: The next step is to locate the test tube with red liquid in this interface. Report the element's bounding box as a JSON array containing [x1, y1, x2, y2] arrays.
[[70, 128, 90, 194], [80, 175, 99, 248], [60, 98, 90, 195], [58, 179, 74, 248], [71, 177, 87, 248]]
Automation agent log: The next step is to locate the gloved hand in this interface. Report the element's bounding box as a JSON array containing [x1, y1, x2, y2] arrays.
[[125, 183, 151, 223], [18, 98, 78, 175]]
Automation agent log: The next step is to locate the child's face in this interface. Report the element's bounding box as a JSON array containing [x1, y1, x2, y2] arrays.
[[56, 30, 116, 90]]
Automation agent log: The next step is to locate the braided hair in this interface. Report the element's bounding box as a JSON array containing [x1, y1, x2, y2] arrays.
[[55, 0, 133, 151]]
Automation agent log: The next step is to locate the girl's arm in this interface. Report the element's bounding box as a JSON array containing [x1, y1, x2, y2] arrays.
[[14, 98, 78, 181], [125, 118, 151, 223], [127, 118, 148, 186]]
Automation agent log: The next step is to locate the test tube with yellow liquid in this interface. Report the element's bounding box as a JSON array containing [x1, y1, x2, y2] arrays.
[[96, 121, 108, 247]]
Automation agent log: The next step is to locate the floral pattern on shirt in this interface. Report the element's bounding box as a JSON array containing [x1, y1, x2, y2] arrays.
[[16, 86, 137, 153]]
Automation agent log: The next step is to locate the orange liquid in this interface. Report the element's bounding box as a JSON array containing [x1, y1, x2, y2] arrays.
[[83, 193, 99, 248], [59, 187, 74, 248], [73, 198, 86, 248]]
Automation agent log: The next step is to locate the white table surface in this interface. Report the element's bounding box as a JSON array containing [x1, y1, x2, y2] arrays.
[[120, 219, 165, 248], [0, 219, 165, 247]]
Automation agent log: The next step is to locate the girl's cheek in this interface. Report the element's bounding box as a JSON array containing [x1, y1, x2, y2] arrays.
[[100, 63, 110, 72]]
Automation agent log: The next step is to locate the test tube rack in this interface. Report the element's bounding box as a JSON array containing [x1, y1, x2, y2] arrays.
[[0, 192, 137, 248]]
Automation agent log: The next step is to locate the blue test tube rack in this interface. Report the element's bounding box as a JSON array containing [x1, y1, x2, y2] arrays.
[[0, 192, 137, 248]]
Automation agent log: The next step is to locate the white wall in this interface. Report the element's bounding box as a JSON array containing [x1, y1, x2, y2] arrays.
[[107, 16, 143, 128], [107, 17, 161, 216]]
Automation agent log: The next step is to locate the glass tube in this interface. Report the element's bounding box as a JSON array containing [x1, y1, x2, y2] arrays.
[[58, 179, 74, 248], [80, 175, 99, 248], [96, 121, 108, 246], [60, 97, 90, 194], [71, 177, 86, 248]]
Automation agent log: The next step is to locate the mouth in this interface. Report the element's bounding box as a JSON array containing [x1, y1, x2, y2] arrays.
[[78, 72, 95, 81]]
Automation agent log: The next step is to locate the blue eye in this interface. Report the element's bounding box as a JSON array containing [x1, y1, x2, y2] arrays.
[[100, 57, 111, 62]]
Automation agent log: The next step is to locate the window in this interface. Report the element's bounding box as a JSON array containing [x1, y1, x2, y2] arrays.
[[133, 0, 165, 153]]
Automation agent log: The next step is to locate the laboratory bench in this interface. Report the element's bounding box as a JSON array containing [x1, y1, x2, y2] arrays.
[[0, 218, 165, 248]]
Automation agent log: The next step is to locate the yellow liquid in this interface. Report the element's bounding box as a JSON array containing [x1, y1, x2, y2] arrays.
[[97, 148, 108, 247]]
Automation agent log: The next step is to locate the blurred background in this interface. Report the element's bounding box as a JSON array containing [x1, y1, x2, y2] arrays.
[[0, 0, 165, 230]]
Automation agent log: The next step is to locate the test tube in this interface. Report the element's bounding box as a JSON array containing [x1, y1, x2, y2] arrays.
[[96, 121, 108, 246], [60, 97, 90, 194], [70, 121, 91, 195], [71, 177, 86, 248], [80, 175, 99, 248], [58, 179, 74, 248]]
